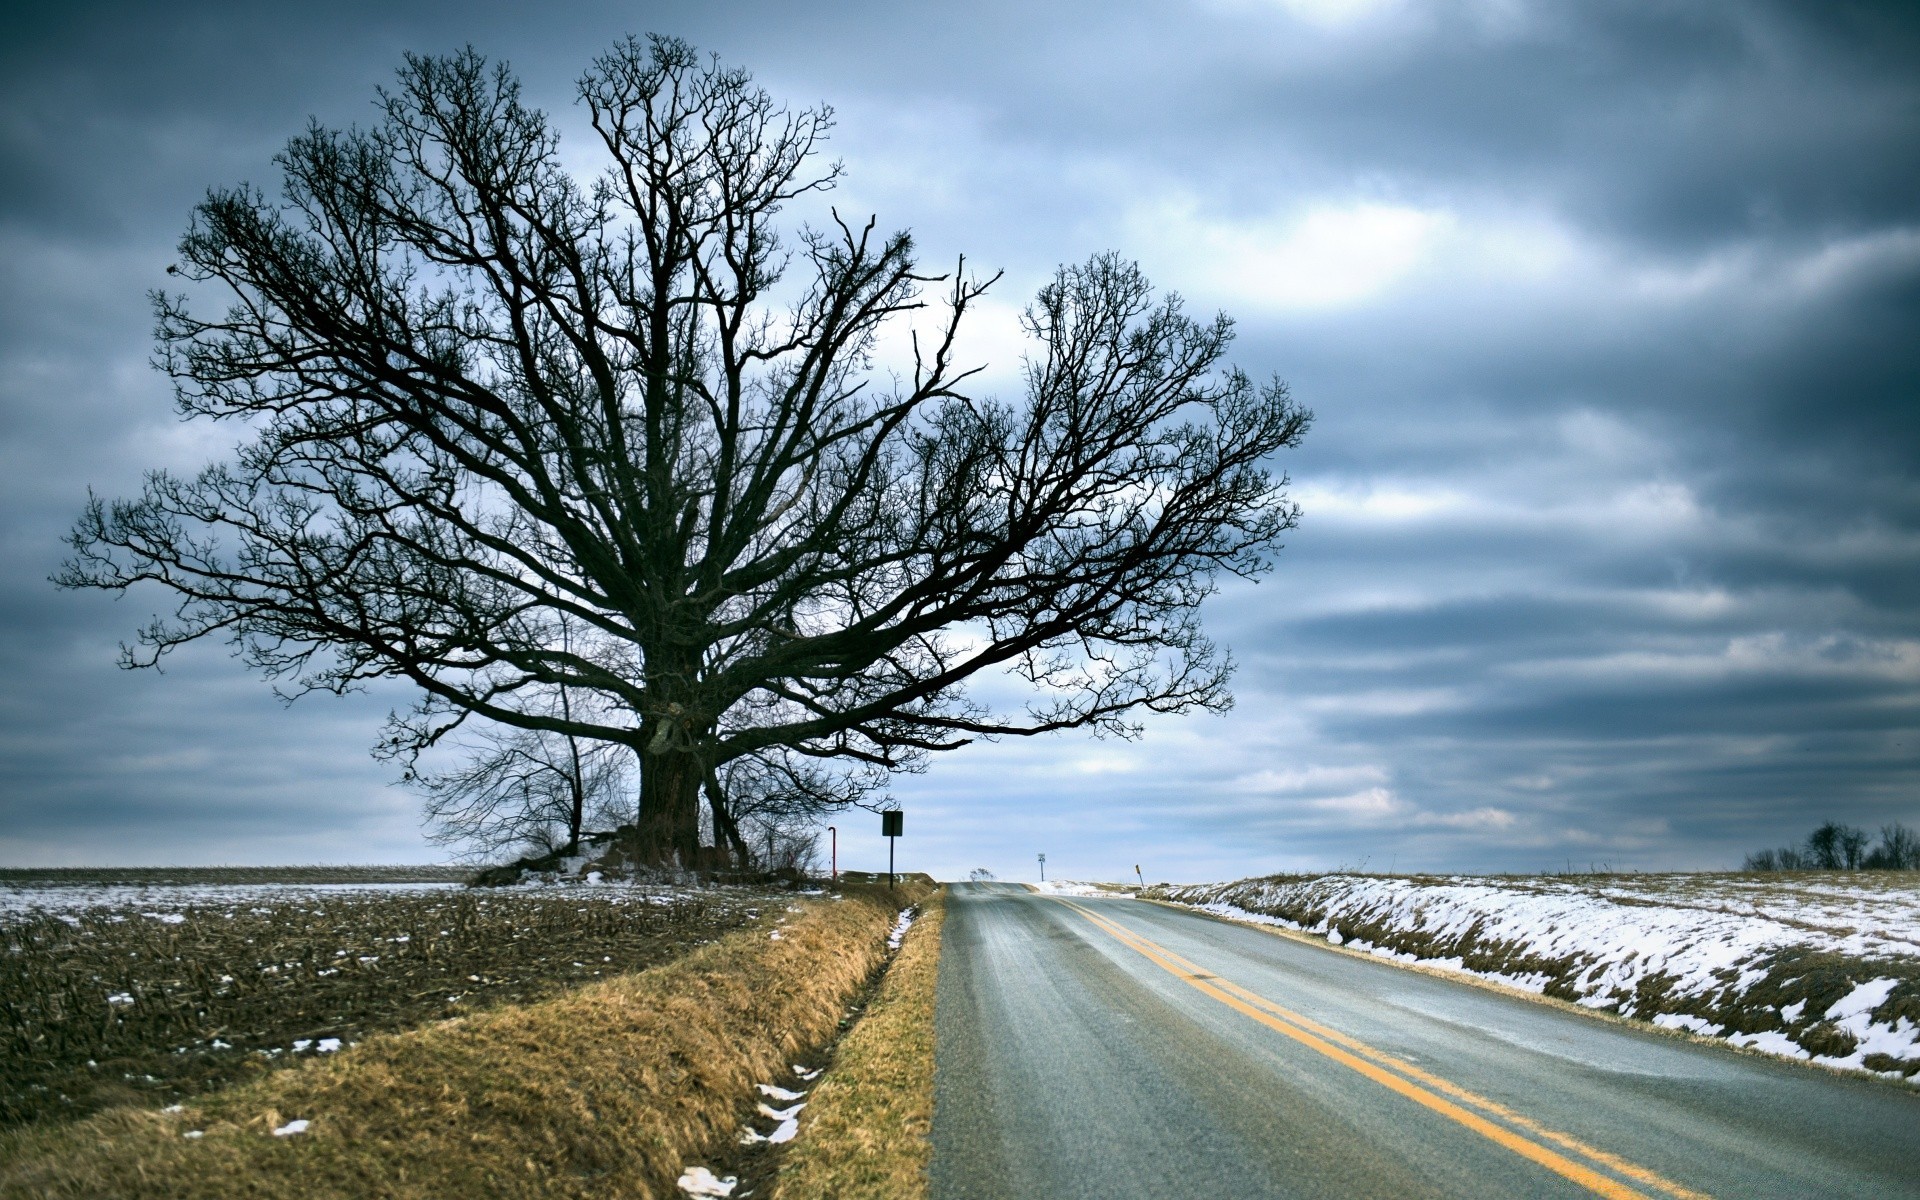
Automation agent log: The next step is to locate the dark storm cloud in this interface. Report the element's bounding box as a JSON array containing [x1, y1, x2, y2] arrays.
[[2, 0, 1916, 873]]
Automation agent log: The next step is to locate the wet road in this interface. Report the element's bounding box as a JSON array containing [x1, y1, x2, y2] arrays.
[[930, 883, 1920, 1199]]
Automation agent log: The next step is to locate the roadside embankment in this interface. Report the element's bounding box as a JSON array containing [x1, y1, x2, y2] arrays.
[[1148, 872, 1920, 1082], [0, 882, 929, 1200], [773, 889, 945, 1200]]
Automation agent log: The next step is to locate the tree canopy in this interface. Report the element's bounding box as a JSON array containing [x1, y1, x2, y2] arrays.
[[60, 35, 1310, 864]]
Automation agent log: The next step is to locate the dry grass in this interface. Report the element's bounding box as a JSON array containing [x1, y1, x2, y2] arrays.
[[0, 883, 927, 1200], [774, 888, 945, 1200]]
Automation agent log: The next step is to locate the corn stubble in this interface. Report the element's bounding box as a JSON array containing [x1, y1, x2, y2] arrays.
[[0, 885, 922, 1199], [2, 888, 766, 1128]]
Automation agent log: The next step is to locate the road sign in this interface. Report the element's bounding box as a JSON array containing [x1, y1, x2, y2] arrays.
[[883, 809, 903, 887]]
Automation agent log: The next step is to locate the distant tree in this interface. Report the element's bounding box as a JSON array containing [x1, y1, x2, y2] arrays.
[[969, 867, 996, 882], [1805, 821, 1870, 870], [1742, 848, 1779, 872], [411, 695, 633, 860], [1865, 822, 1920, 870], [58, 36, 1308, 866], [1743, 820, 1920, 872]]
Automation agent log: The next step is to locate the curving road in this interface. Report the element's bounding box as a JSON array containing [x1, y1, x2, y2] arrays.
[[929, 883, 1920, 1200]]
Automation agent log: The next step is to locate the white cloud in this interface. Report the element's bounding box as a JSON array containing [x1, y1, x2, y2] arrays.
[[1301, 787, 1516, 832], [1233, 763, 1390, 794], [1311, 786, 1401, 817], [1208, 0, 1403, 29], [1505, 633, 1920, 686], [1129, 197, 1452, 312]]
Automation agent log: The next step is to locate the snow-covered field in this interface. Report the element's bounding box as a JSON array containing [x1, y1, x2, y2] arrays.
[[0, 875, 734, 923], [1150, 872, 1920, 1083], [0, 881, 461, 921]]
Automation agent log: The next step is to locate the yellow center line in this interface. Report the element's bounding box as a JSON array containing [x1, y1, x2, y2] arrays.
[[1068, 904, 1707, 1200], [1057, 899, 1710, 1200]]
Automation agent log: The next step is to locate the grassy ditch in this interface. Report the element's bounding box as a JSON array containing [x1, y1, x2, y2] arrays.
[[773, 888, 945, 1200], [0, 883, 927, 1200], [2, 886, 768, 1128]]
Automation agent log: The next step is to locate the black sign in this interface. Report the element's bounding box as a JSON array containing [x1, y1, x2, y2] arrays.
[[881, 810, 903, 838]]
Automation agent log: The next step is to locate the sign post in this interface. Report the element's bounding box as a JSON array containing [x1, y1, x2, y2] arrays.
[[881, 810, 903, 888], [1038, 852, 1046, 882], [827, 826, 837, 883]]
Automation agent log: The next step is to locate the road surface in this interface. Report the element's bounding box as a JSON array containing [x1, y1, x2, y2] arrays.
[[930, 882, 1920, 1199]]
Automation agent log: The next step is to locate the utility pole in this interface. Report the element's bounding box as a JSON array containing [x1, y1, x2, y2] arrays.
[[827, 826, 837, 882], [1038, 852, 1046, 882], [1135, 864, 1144, 887]]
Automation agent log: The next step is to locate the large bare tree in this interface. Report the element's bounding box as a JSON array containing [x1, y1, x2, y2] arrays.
[[60, 36, 1310, 864]]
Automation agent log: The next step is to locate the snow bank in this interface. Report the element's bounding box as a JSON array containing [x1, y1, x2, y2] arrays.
[[1031, 880, 1133, 898], [1153, 872, 1920, 1082]]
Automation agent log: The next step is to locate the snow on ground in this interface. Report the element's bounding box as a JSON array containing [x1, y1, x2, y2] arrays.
[[0, 881, 460, 920], [1030, 880, 1133, 898], [887, 906, 918, 949], [0, 876, 726, 922], [676, 1165, 738, 1197], [1152, 872, 1920, 1083]]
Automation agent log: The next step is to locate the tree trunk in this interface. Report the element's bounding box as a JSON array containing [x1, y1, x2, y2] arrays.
[[635, 743, 704, 865], [704, 766, 752, 868]]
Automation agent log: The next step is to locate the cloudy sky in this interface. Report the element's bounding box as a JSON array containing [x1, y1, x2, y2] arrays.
[[3, 0, 1916, 879]]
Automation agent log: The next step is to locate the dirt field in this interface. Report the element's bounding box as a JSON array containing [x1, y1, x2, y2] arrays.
[[2, 877, 778, 1128]]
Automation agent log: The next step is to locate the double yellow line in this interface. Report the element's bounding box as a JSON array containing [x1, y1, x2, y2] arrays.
[[1058, 899, 1709, 1200]]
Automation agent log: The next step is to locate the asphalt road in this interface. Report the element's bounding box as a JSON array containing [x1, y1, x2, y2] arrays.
[[929, 883, 1920, 1200]]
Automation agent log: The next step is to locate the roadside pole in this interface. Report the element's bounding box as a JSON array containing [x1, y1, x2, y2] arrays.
[[1038, 853, 1046, 882]]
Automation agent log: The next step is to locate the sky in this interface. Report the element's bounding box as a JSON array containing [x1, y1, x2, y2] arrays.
[[2, 0, 1917, 880]]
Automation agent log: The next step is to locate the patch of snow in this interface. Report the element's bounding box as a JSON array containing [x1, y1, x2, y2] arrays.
[[316, 1038, 342, 1053], [677, 1166, 738, 1197], [1826, 977, 1899, 1022], [757, 1084, 805, 1101], [793, 1065, 820, 1080], [739, 1116, 800, 1145], [271, 1119, 309, 1137], [888, 907, 918, 949], [183, 1130, 204, 1139], [1781, 999, 1807, 1023], [1652, 1013, 1725, 1036], [1030, 880, 1131, 897], [106, 992, 134, 1007], [1730, 1030, 1811, 1059], [757, 1101, 805, 1121]]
